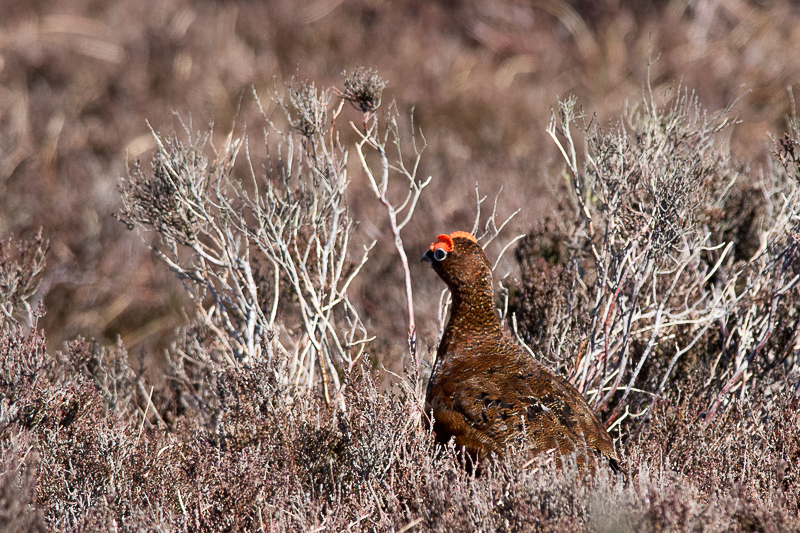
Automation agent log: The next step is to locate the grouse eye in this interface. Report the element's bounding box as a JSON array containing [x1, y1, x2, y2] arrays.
[[433, 248, 448, 261]]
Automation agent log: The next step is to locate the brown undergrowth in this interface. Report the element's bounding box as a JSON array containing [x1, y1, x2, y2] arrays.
[[1, 66, 799, 530], [1, 326, 797, 531]]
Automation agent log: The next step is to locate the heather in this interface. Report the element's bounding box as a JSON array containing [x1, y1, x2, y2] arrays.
[[2, 1, 800, 531]]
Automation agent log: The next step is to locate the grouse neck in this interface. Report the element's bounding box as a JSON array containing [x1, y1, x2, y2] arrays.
[[445, 285, 503, 335]]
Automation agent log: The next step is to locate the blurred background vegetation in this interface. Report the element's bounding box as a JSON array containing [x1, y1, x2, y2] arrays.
[[3, 2, 800, 530], [1, 0, 799, 358]]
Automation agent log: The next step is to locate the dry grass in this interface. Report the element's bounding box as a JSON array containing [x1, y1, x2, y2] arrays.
[[1, 0, 799, 350], [1, 323, 797, 531], [1, 0, 800, 531]]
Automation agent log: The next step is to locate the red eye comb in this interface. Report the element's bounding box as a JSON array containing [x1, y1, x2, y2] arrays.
[[450, 231, 477, 243], [431, 234, 454, 253], [429, 231, 477, 253]]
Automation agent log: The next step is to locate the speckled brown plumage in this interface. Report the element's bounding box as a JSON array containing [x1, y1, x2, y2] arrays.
[[422, 232, 619, 473]]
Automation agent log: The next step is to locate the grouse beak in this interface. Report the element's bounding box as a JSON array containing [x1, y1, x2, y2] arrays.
[[421, 250, 435, 264]]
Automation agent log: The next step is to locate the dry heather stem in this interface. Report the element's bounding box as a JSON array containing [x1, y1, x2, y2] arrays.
[[353, 102, 431, 367], [545, 92, 800, 428], [119, 82, 383, 407], [0, 229, 47, 331]]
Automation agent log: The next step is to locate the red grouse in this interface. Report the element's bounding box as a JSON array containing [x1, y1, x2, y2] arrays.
[[422, 231, 619, 473]]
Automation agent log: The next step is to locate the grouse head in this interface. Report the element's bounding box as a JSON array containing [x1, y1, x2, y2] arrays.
[[422, 231, 493, 303]]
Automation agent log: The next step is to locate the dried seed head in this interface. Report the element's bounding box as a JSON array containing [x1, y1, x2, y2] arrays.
[[341, 67, 386, 114], [289, 82, 329, 138]]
